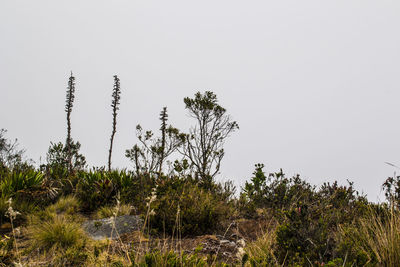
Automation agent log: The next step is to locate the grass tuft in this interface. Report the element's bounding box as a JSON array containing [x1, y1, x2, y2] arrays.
[[30, 215, 86, 251], [95, 204, 134, 219], [244, 221, 279, 266], [339, 206, 400, 266], [47, 195, 80, 215]]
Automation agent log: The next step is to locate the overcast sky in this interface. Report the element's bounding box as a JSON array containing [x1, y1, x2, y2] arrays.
[[1, 1, 400, 201]]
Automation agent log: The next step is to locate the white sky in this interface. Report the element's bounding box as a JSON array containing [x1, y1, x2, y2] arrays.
[[1, 1, 400, 201]]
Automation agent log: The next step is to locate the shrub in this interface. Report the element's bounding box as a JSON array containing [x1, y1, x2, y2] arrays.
[[241, 166, 368, 265], [76, 170, 117, 211], [0, 128, 26, 170], [152, 177, 235, 235], [383, 174, 400, 208], [44, 141, 86, 178], [241, 165, 315, 217], [274, 181, 368, 265], [108, 170, 154, 213]]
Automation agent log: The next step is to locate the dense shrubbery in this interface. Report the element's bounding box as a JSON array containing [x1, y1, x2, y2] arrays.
[[241, 164, 315, 217], [4, 157, 398, 266], [240, 164, 371, 265]]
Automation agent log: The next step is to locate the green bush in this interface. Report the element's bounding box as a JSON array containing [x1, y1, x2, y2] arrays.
[[152, 177, 235, 235], [383, 174, 400, 207], [0, 128, 27, 170], [109, 170, 155, 213], [241, 165, 369, 265], [241, 165, 315, 218], [274, 181, 368, 265], [76, 170, 118, 211], [44, 141, 86, 177]]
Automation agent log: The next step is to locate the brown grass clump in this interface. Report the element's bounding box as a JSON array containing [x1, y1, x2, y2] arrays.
[[243, 220, 279, 266], [30, 215, 86, 251], [95, 203, 134, 219], [339, 205, 400, 266], [46, 195, 80, 215]]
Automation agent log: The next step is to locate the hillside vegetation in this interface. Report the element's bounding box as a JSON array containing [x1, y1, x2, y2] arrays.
[[1, 74, 399, 266]]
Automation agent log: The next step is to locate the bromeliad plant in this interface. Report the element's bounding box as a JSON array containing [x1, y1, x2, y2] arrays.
[[76, 170, 115, 211], [76, 169, 153, 212], [0, 169, 59, 221], [0, 169, 58, 203], [0, 170, 44, 197]]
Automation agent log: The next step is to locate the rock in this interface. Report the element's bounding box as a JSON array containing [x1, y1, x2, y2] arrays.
[[219, 239, 236, 248], [237, 238, 246, 247], [227, 241, 236, 248], [82, 215, 142, 240]]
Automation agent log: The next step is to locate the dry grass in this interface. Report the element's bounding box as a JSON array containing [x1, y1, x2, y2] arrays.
[[47, 195, 80, 215], [95, 203, 133, 219], [243, 220, 279, 266], [30, 215, 86, 251], [339, 205, 400, 266]]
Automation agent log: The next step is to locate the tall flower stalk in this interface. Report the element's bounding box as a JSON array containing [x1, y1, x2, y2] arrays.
[[65, 72, 76, 173], [158, 107, 168, 176], [108, 75, 121, 171]]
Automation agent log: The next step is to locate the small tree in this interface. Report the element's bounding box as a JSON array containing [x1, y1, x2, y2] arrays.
[[126, 107, 185, 176], [0, 129, 26, 170], [182, 91, 239, 186], [46, 141, 86, 175], [383, 174, 400, 209], [126, 126, 159, 175], [108, 75, 121, 171]]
